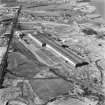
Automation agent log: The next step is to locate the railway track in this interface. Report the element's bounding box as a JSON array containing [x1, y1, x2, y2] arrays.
[[28, 31, 89, 67]]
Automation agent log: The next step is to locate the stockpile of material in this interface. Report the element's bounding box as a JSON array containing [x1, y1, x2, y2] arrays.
[[0, 0, 105, 105]]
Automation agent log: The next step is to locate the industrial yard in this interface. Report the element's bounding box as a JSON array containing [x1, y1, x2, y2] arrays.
[[0, 0, 105, 105]]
